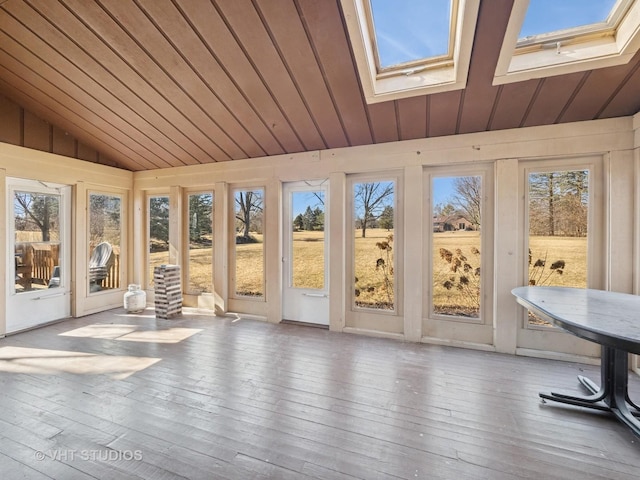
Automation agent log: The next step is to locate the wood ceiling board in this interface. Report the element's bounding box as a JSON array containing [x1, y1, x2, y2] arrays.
[[255, 0, 350, 150], [135, 0, 273, 160], [0, 19, 180, 169], [489, 80, 540, 131], [215, 0, 324, 152], [458, 0, 513, 134], [521, 73, 587, 127], [94, 0, 249, 162], [0, 94, 22, 145], [397, 97, 427, 141], [60, 0, 234, 164], [0, 47, 162, 171], [0, 70, 149, 171], [298, 0, 373, 147], [143, 1, 294, 157], [30, 0, 228, 165], [560, 57, 640, 123], [23, 109, 49, 152], [175, 0, 297, 157], [52, 125, 76, 159], [367, 101, 399, 144], [598, 62, 640, 118], [428, 90, 463, 138]]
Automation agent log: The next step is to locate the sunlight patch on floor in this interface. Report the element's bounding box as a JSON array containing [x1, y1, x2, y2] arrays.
[[59, 323, 203, 343], [0, 346, 160, 379]]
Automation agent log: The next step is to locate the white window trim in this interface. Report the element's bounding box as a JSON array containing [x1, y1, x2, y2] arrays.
[[494, 0, 640, 85], [340, 0, 480, 104]]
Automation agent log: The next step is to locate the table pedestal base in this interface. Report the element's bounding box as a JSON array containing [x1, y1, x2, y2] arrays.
[[539, 346, 640, 437]]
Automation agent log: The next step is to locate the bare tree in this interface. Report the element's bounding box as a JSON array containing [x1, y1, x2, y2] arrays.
[[235, 190, 263, 240], [14, 193, 59, 241], [452, 176, 481, 228], [354, 182, 394, 238]]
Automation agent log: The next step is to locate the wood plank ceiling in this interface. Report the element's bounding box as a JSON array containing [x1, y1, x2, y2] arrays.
[[0, 0, 639, 172]]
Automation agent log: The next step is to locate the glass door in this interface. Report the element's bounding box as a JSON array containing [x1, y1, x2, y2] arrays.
[[282, 181, 329, 325], [7, 178, 71, 333]]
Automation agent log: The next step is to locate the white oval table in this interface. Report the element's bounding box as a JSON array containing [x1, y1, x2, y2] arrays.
[[512, 286, 640, 438]]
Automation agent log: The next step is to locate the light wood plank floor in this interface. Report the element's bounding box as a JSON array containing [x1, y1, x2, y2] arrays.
[[0, 308, 639, 479]]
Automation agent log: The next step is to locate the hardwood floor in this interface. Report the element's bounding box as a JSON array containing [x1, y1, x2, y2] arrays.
[[0, 309, 638, 479]]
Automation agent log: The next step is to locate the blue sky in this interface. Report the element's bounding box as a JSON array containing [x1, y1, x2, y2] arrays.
[[369, 0, 618, 67], [432, 176, 456, 209], [370, 0, 451, 67], [519, 0, 617, 38]]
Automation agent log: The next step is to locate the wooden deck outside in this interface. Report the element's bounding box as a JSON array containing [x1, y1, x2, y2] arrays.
[[0, 309, 638, 479]]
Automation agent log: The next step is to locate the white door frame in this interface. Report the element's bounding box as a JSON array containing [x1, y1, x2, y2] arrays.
[[282, 180, 329, 325], [6, 178, 71, 333]]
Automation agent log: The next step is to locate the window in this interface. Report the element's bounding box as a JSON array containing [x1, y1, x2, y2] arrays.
[[495, 0, 640, 84], [431, 175, 482, 318], [187, 192, 213, 294], [233, 188, 264, 298], [88, 193, 121, 293], [369, 0, 453, 70], [527, 169, 589, 327], [148, 195, 169, 288], [519, 0, 619, 40], [13, 191, 61, 293], [352, 180, 396, 311], [341, 0, 480, 103]]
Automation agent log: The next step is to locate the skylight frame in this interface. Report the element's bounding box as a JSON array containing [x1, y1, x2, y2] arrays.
[[494, 0, 640, 85], [340, 0, 480, 104]]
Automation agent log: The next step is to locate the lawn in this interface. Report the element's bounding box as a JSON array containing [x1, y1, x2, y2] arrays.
[[149, 230, 588, 317]]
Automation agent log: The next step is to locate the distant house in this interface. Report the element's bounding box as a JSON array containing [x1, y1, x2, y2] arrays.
[[433, 214, 476, 232]]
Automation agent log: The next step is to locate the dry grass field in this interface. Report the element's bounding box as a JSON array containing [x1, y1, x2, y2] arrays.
[[150, 230, 587, 316]]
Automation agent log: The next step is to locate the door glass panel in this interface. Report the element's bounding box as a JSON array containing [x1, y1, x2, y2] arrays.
[[188, 192, 213, 294], [148, 196, 170, 287], [353, 180, 395, 310], [291, 190, 325, 289], [234, 189, 264, 297], [527, 170, 589, 326], [89, 194, 121, 293], [14, 191, 61, 292], [432, 175, 482, 318]]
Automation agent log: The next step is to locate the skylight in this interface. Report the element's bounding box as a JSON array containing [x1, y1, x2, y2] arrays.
[[519, 0, 618, 40], [341, 0, 480, 103], [369, 0, 452, 70], [494, 0, 640, 85]]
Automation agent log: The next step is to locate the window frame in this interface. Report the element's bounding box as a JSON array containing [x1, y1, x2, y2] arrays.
[[494, 0, 640, 85], [340, 0, 480, 103], [520, 157, 604, 333]]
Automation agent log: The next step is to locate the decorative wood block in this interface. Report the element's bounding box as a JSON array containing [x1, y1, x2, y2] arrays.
[[153, 265, 182, 319]]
